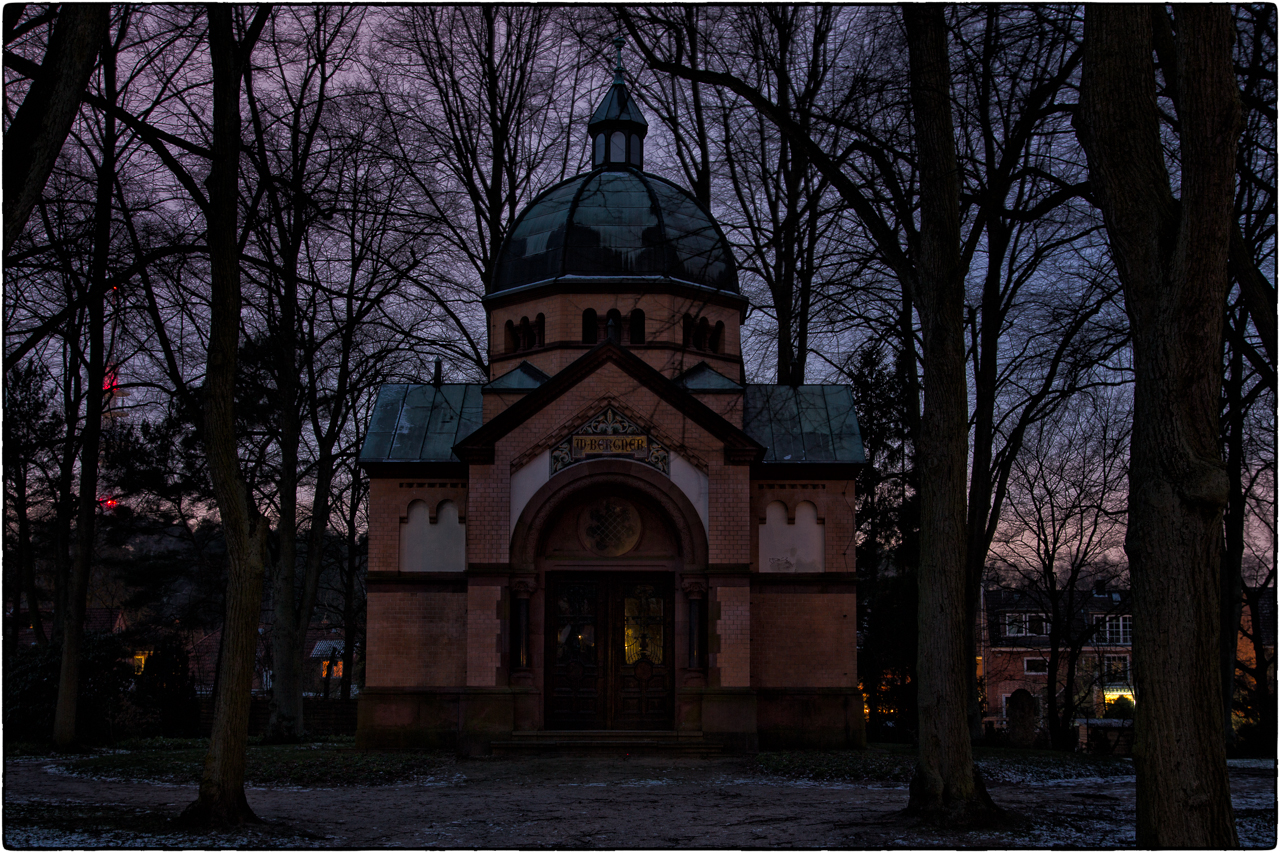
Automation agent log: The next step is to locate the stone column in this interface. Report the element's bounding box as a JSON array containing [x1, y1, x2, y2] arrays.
[[681, 577, 708, 670], [509, 577, 537, 683]]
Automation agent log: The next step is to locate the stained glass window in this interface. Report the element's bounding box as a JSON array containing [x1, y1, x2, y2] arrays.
[[624, 585, 663, 665], [554, 583, 597, 665]]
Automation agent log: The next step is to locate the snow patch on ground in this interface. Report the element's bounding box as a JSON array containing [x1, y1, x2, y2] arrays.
[[714, 774, 889, 790], [3, 827, 315, 848]]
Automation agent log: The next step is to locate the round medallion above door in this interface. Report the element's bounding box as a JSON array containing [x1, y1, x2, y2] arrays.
[[578, 496, 642, 556]]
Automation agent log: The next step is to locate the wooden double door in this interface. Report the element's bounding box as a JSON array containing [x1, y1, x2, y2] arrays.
[[545, 572, 675, 730]]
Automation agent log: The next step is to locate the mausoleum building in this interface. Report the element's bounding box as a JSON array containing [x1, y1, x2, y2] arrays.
[[356, 59, 866, 753]]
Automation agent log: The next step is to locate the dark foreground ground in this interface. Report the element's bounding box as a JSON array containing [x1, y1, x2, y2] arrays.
[[3, 751, 1275, 848]]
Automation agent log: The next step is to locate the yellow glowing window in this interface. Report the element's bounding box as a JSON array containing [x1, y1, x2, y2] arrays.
[[623, 585, 663, 665], [322, 660, 343, 678], [132, 652, 152, 674]]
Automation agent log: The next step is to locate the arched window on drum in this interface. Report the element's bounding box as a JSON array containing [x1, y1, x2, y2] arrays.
[[629, 309, 645, 345]]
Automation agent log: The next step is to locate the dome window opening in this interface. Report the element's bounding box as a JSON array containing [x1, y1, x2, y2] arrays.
[[610, 132, 626, 164], [629, 134, 643, 168], [504, 319, 517, 354], [519, 316, 533, 351], [606, 308, 623, 343], [711, 321, 724, 354], [683, 314, 694, 348], [535, 314, 546, 348], [582, 308, 598, 344], [629, 309, 645, 345], [594, 134, 606, 167]]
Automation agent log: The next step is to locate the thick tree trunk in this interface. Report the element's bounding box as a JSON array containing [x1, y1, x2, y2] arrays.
[[901, 5, 1000, 826], [1075, 5, 1239, 847], [3, 4, 108, 255], [180, 4, 271, 827], [53, 46, 115, 746]]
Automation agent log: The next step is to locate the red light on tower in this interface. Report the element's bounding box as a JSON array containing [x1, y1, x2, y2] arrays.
[[101, 364, 131, 420]]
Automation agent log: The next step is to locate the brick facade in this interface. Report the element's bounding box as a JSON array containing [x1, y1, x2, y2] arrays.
[[466, 584, 503, 687], [366, 589, 466, 688], [714, 584, 752, 687], [751, 589, 857, 688]]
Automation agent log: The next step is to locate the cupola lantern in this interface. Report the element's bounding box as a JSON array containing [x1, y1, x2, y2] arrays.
[[588, 37, 648, 169]]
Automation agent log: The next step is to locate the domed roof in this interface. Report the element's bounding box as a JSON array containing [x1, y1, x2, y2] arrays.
[[490, 166, 739, 295]]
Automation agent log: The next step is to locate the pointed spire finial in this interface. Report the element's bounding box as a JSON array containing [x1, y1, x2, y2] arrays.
[[589, 35, 648, 169]]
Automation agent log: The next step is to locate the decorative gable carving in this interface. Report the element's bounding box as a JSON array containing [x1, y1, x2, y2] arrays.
[[550, 407, 670, 475]]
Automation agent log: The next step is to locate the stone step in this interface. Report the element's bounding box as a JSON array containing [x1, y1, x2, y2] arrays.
[[490, 730, 723, 756]]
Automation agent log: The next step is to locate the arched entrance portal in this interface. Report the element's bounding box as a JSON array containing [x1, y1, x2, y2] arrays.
[[510, 461, 707, 732]]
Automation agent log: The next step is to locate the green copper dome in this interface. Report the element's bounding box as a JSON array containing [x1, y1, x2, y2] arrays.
[[490, 166, 739, 295]]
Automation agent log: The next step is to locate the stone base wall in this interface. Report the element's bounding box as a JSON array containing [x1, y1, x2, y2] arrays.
[[356, 688, 529, 754], [356, 686, 867, 753], [756, 688, 866, 749]]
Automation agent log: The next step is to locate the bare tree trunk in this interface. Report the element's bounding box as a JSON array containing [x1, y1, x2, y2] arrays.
[[53, 34, 115, 747], [265, 261, 303, 743], [52, 337, 82, 644], [901, 5, 999, 825], [1244, 586, 1276, 748], [1075, 5, 1239, 846], [14, 467, 48, 647], [339, 478, 363, 701], [1220, 308, 1247, 747], [3, 4, 108, 255], [180, 4, 272, 827]]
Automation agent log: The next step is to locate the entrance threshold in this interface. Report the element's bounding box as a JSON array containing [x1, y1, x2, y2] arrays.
[[490, 730, 722, 756]]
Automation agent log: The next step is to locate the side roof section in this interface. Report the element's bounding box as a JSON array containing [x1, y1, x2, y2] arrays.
[[743, 385, 865, 477], [360, 383, 483, 477]]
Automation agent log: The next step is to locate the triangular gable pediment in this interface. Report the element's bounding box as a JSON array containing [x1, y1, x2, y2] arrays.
[[454, 341, 762, 466], [673, 361, 742, 391], [516, 402, 683, 477], [482, 360, 550, 392]]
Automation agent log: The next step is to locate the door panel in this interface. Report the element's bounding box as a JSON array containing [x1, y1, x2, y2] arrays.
[[546, 580, 605, 729], [613, 581, 674, 729], [545, 573, 673, 730]]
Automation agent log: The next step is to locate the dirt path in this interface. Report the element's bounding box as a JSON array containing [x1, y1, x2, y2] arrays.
[[4, 755, 1275, 848]]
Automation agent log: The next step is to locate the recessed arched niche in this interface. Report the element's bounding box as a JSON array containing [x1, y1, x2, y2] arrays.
[[400, 499, 466, 572], [759, 499, 824, 573]]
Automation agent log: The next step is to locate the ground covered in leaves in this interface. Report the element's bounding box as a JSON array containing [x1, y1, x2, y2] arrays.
[[4, 740, 1274, 848]]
